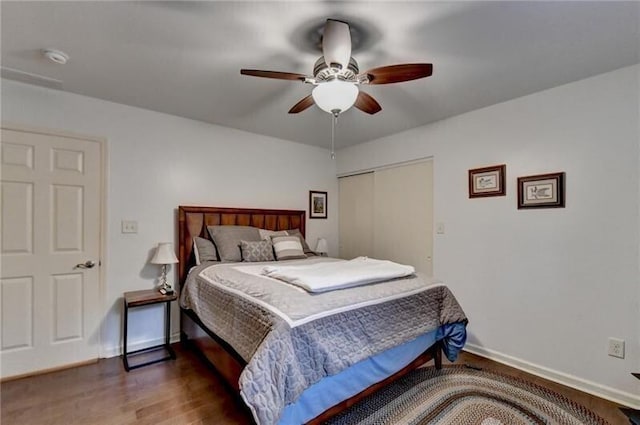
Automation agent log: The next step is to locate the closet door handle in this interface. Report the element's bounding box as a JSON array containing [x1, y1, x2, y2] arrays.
[[75, 260, 96, 269]]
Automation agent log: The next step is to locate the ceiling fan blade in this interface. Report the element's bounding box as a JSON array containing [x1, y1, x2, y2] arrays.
[[322, 19, 351, 70], [363, 64, 433, 85], [288, 95, 315, 114], [354, 91, 382, 115], [241, 69, 307, 81]]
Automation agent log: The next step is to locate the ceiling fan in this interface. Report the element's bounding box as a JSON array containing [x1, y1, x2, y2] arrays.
[[240, 19, 433, 116]]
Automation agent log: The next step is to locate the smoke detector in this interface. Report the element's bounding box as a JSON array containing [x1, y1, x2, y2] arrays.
[[42, 49, 69, 65]]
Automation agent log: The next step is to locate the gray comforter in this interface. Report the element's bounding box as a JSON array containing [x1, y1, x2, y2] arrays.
[[181, 257, 467, 425]]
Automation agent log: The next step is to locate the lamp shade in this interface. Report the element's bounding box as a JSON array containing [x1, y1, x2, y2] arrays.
[[312, 80, 358, 114], [151, 242, 178, 264], [315, 238, 328, 254]]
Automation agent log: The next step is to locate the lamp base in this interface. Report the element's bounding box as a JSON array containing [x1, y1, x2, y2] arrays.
[[158, 287, 174, 295], [157, 264, 174, 295]]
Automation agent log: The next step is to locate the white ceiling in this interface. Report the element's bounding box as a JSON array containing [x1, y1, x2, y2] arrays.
[[2, 1, 639, 150]]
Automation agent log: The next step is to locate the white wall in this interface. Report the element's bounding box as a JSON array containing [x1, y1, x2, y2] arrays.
[[337, 65, 640, 407], [2, 79, 339, 358]]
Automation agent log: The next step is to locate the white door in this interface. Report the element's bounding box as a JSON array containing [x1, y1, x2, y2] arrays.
[[373, 161, 433, 275], [338, 160, 434, 275], [1, 127, 103, 378], [338, 172, 374, 260]]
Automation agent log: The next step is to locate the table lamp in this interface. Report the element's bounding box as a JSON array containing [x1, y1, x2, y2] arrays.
[[151, 242, 178, 294], [315, 238, 328, 257]]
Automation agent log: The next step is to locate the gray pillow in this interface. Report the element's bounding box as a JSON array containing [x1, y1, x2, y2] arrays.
[[193, 236, 218, 265], [240, 240, 275, 262], [207, 225, 261, 262], [258, 229, 288, 240], [271, 235, 307, 260], [287, 228, 314, 254]]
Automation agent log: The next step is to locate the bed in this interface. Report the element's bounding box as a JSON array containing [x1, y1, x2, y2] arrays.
[[177, 206, 467, 425]]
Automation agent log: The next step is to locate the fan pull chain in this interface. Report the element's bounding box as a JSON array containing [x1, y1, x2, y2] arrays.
[[330, 110, 339, 159]]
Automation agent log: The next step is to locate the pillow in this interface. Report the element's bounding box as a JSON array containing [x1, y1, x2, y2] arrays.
[[258, 229, 288, 240], [240, 240, 275, 262], [286, 228, 314, 254], [193, 236, 218, 265], [271, 235, 306, 260], [207, 225, 261, 262]]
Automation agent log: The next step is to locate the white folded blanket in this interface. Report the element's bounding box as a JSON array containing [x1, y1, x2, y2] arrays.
[[261, 257, 415, 293]]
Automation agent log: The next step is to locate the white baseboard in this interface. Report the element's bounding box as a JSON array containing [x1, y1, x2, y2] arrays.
[[464, 343, 640, 409], [101, 333, 181, 359]]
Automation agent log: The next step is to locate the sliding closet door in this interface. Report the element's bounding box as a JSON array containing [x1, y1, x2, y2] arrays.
[[338, 172, 374, 259], [373, 161, 433, 275], [338, 160, 434, 274]]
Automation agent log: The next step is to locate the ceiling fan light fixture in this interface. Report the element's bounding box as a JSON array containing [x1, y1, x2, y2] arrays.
[[241, 18, 433, 117], [312, 80, 358, 114]]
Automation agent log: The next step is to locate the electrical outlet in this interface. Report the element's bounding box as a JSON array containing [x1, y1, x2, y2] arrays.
[[121, 220, 138, 234], [608, 338, 625, 359]]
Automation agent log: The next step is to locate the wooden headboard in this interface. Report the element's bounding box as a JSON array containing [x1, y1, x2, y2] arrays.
[[177, 206, 306, 284]]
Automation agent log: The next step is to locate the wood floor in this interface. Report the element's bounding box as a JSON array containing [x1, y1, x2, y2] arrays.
[[1, 343, 629, 425]]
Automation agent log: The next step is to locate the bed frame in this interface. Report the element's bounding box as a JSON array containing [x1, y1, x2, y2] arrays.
[[177, 205, 442, 424]]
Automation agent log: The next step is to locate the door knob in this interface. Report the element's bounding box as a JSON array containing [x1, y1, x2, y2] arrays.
[[75, 260, 96, 269]]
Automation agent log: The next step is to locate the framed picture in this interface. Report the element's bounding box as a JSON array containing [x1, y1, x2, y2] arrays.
[[517, 172, 565, 209], [468, 164, 506, 198], [309, 190, 328, 219]]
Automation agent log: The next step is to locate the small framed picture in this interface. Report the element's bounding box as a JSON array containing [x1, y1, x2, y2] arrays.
[[309, 190, 328, 219], [517, 172, 565, 209], [468, 164, 506, 198]]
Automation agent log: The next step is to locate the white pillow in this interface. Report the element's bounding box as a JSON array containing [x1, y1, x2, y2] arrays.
[[193, 238, 200, 265]]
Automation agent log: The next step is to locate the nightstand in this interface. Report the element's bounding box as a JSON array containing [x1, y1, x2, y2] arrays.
[[123, 289, 177, 371]]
